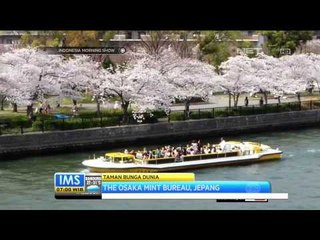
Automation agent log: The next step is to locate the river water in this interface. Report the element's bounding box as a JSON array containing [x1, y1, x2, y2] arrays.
[[1, 127, 320, 210]]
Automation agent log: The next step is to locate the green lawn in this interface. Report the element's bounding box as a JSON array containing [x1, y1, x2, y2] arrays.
[[0, 110, 26, 119]]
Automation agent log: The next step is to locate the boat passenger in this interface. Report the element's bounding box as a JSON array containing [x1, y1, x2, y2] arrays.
[[197, 140, 201, 152], [182, 148, 187, 156], [211, 146, 216, 153], [136, 151, 143, 159], [154, 148, 160, 158], [192, 142, 198, 151], [165, 151, 171, 157], [124, 149, 128, 154], [173, 149, 178, 157], [219, 138, 226, 150], [143, 152, 150, 160], [160, 147, 165, 156], [187, 148, 192, 155], [175, 152, 181, 162], [200, 147, 205, 154], [204, 147, 210, 154], [224, 144, 231, 152], [143, 147, 147, 154]]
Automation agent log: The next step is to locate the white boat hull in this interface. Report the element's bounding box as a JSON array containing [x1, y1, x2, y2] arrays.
[[82, 149, 282, 173]]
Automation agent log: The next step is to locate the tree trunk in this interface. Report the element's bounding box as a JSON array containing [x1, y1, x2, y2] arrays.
[[228, 93, 231, 108], [0, 96, 5, 111], [13, 103, 17, 112], [185, 99, 191, 119], [233, 93, 240, 107], [316, 81, 320, 95], [27, 104, 33, 120], [278, 96, 281, 104], [96, 98, 101, 117], [121, 101, 130, 124], [263, 92, 268, 105], [72, 99, 77, 106]]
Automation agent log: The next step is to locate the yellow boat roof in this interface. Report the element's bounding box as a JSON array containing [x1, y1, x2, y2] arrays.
[[243, 142, 261, 146], [105, 152, 134, 158], [226, 141, 241, 144]]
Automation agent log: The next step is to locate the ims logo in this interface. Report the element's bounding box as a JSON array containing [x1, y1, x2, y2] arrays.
[[55, 173, 85, 187]]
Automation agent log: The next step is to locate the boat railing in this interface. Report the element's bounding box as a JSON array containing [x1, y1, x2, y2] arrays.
[[138, 150, 240, 165], [134, 158, 144, 164]]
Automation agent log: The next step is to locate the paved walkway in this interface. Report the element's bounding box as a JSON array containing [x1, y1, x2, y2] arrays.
[[170, 95, 318, 110], [69, 95, 320, 112], [8, 94, 320, 113]]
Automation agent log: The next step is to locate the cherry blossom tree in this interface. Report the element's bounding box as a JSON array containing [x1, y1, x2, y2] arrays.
[[279, 54, 313, 99], [304, 53, 320, 94], [0, 72, 12, 110], [0, 48, 64, 116], [59, 55, 105, 114], [250, 53, 283, 104], [59, 55, 172, 119], [219, 53, 318, 106], [101, 57, 172, 123], [303, 40, 320, 54], [0, 65, 8, 110], [0, 46, 15, 110], [0, 63, 32, 112], [0, 44, 13, 54], [219, 55, 255, 107], [167, 57, 220, 117], [130, 48, 220, 118]]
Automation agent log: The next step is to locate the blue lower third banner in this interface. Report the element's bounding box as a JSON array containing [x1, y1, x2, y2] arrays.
[[101, 181, 271, 193]]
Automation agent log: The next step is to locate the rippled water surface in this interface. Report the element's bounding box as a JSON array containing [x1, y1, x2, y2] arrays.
[[1, 128, 319, 209]]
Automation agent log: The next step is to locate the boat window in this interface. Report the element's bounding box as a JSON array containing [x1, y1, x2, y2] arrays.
[[104, 156, 113, 162], [123, 157, 133, 163], [114, 157, 122, 163]]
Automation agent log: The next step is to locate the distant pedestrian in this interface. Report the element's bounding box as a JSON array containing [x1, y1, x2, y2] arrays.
[[297, 93, 301, 102], [46, 104, 51, 114], [259, 97, 264, 107], [245, 96, 249, 107], [72, 105, 79, 116], [114, 101, 120, 109]]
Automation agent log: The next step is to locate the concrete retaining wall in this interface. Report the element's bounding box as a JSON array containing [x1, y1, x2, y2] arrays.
[[1, 110, 320, 159]]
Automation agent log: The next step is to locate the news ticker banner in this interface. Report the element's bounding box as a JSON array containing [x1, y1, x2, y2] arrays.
[[54, 173, 194, 199], [54, 173, 288, 201]]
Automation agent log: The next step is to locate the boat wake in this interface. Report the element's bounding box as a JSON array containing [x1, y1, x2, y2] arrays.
[[306, 149, 320, 153]]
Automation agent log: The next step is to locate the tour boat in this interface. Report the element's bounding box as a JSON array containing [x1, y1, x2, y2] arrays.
[[81, 141, 282, 173]]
